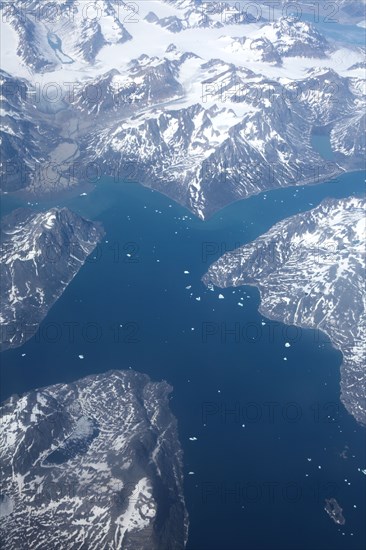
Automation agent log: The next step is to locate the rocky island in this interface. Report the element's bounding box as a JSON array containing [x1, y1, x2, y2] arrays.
[[0, 369, 188, 549], [324, 498, 346, 525]]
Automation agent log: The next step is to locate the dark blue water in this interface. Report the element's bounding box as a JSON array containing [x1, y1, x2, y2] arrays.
[[44, 418, 100, 465], [1, 171, 366, 550]]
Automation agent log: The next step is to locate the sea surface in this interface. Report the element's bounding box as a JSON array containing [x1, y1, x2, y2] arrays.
[[1, 170, 366, 550]]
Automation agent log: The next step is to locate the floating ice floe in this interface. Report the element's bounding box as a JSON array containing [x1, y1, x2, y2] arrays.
[[188, 472, 195, 475], [218, 294, 225, 299], [191, 328, 195, 331], [283, 357, 288, 361], [195, 297, 201, 301], [80, 193, 87, 196], [238, 302, 243, 307], [78, 355, 84, 360], [186, 285, 192, 290], [261, 321, 266, 326], [189, 437, 198, 441], [184, 271, 190, 274], [285, 342, 291, 348], [307, 458, 312, 462], [21, 353, 26, 357]]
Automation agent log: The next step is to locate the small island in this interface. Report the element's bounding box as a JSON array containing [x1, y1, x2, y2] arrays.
[[324, 498, 346, 525]]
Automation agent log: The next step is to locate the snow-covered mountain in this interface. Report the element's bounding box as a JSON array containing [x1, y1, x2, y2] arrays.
[[224, 16, 331, 62], [144, 8, 223, 33], [223, 36, 282, 65], [256, 17, 330, 58], [296, 68, 362, 126], [72, 53, 186, 120], [255, 0, 365, 24], [1, 1, 364, 215], [331, 112, 366, 162], [83, 67, 343, 218], [203, 197, 366, 425], [0, 0, 131, 72], [0, 369, 188, 549], [0, 70, 63, 191], [0, 208, 104, 351]]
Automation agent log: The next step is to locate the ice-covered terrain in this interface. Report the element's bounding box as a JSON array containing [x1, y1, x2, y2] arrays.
[[203, 197, 366, 425], [0, 207, 104, 350], [0, 0, 131, 71], [0, 369, 188, 549], [1, 0, 365, 217]]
